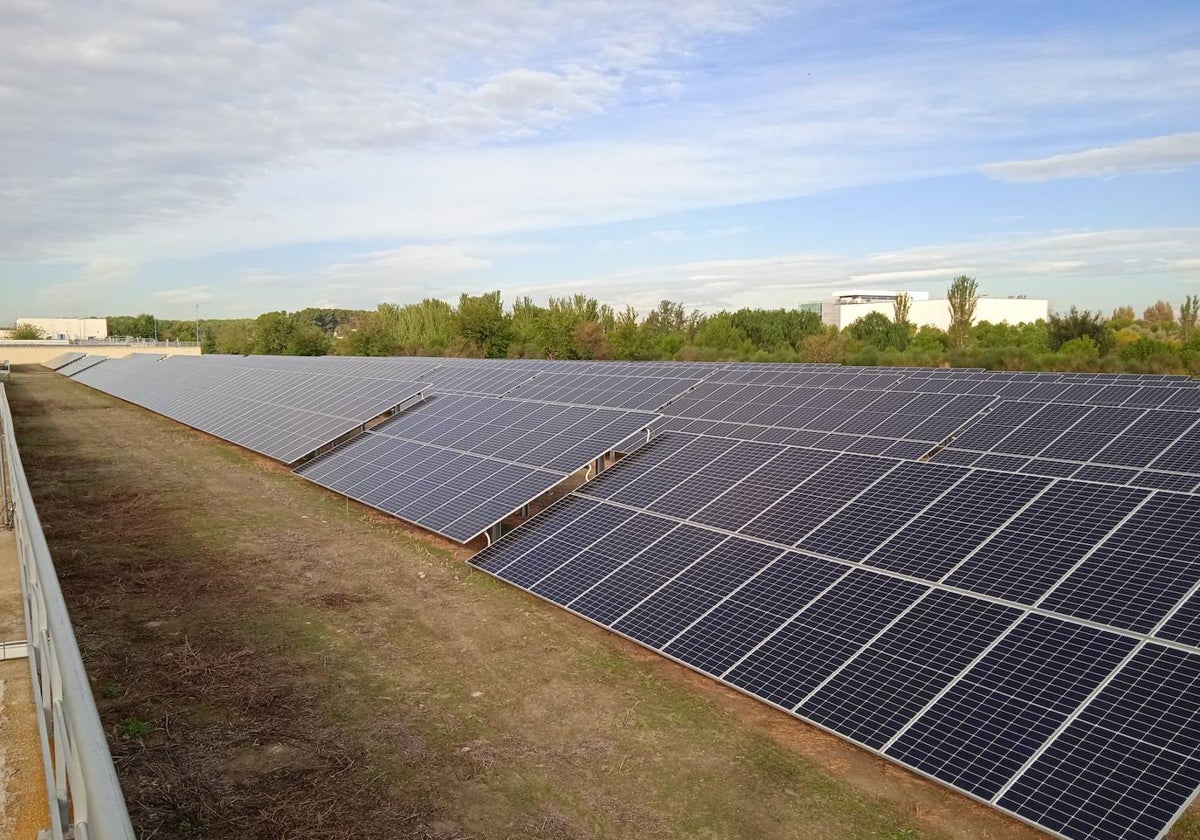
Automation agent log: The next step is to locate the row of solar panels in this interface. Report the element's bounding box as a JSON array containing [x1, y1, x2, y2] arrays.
[[53, 354, 658, 541], [469, 360, 1200, 840], [49, 351, 1200, 839]]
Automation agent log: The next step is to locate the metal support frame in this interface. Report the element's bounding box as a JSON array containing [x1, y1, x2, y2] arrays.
[[1, 384, 136, 840]]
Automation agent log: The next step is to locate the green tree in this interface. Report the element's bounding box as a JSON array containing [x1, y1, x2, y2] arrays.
[[1047, 307, 1114, 354], [11, 323, 46, 339], [1180, 295, 1199, 345], [1058, 336, 1101, 359], [454, 291, 511, 358], [341, 304, 401, 356], [946, 276, 979, 349], [729, 308, 821, 352], [846, 312, 903, 351], [107, 313, 157, 339], [286, 323, 332, 356], [608, 306, 655, 360], [693, 311, 748, 352], [1110, 305, 1136, 329], [800, 329, 846, 362], [572, 320, 612, 360], [911, 325, 950, 351], [893, 293, 912, 328], [971, 320, 1050, 353], [212, 320, 254, 354], [252, 311, 295, 355]]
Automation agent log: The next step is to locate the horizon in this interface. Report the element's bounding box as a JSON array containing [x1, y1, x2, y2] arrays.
[[1, 2, 1197, 323]]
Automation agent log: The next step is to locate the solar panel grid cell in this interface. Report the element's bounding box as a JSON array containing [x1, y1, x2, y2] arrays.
[[739, 454, 897, 546], [611, 537, 782, 649], [722, 572, 928, 710], [1040, 494, 1200, 633], [798, 591, 1023, 749], [888, 616, 1136, 800], [797, 462, 967, 561], [999, 645, 1200, 840], [943, 482, 1149, 604]]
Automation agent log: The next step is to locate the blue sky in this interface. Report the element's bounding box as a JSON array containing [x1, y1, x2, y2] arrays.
[[1, 0, 1197, 323]]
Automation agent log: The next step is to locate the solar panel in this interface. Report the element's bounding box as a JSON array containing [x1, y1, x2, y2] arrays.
[[57, 354, 108, 376], [505, 370, 706, 411], [798, 591, 1022, 749], [67, 353, 429, 463], [997, 644, 1200, 840], [471, 388, 1200, 840], [887, 615, 1137, 799], [295, 396, 653, 542], [42, 351, 86, 370]]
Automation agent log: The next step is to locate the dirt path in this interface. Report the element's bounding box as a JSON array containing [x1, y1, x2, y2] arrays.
[[8, 365, 1185, 840]]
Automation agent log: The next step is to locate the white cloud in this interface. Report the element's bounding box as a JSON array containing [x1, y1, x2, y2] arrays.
[[508, 227, 1200, 314], [708, 225, 747, 238], [240, 270, 287, 287], [151, 286, 215, 305], [0, 0, 789, 261], [28, 257, 139, 316], [982, 133, 1200, 182], [0, 3, 1194, 268], [325, 244, 492, 280], [650, 228, 688, 243]]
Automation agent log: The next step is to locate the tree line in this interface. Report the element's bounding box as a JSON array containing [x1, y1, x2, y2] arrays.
[[101, 279, 1200, 375]]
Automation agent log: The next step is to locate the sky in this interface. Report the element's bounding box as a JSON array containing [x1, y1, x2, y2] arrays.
[[1, 0, 1198, 323]]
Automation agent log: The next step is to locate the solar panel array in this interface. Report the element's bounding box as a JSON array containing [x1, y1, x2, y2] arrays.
[[295, 394, 654, 542], [471, 366, 1200, 840], [69, 354, 427, 464], [54, 352, 1200, 837]]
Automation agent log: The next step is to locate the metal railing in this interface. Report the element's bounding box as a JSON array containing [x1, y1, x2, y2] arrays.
[[1, 383, 136, 840], [73, 337, 200, 347]]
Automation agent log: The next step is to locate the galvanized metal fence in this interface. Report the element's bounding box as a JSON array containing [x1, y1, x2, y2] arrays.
[[1, 383, 136, 840]]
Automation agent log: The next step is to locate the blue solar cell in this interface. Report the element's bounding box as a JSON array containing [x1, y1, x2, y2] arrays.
[[1018, 458, 1081, 478], [799, 591, 1021, 748], [1158, 590, 1200, 647], [532, 513, 679, 607], [799, 462, 966, 561], [691, 447, 836, 531], [663, 553, 845, 676], [888, 616, 1135, 799], [1150, 429, 1200, 474], [999, 645, 1200, 840], [612, 538, 783, 649], [723, 572, 927, 711], [944, 482, 1149, 604], [866, 471, 1049, 580], [740, 454, 895, 545], [485, 503, 635, 588], [1070, 464, 1137, 485], [1129, 470, 1199, 493], [1041, 494, 1200, 632]]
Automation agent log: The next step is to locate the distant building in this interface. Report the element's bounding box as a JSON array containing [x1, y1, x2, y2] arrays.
[[810, 290, 1048, 331], [15, 317, 108, 341]]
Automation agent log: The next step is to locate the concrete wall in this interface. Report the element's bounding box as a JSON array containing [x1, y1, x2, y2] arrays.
[[0, 345, 201, 365], [15, 318, 108, 341], [828, 298, 1049, 331]]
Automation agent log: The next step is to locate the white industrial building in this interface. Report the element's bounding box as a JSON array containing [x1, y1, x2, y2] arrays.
[[816, 290, 1048, 331], [14, 317, 108, 341]]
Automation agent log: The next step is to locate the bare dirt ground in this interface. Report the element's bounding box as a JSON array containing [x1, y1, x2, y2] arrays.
[[7, 365, 1198, 840]]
